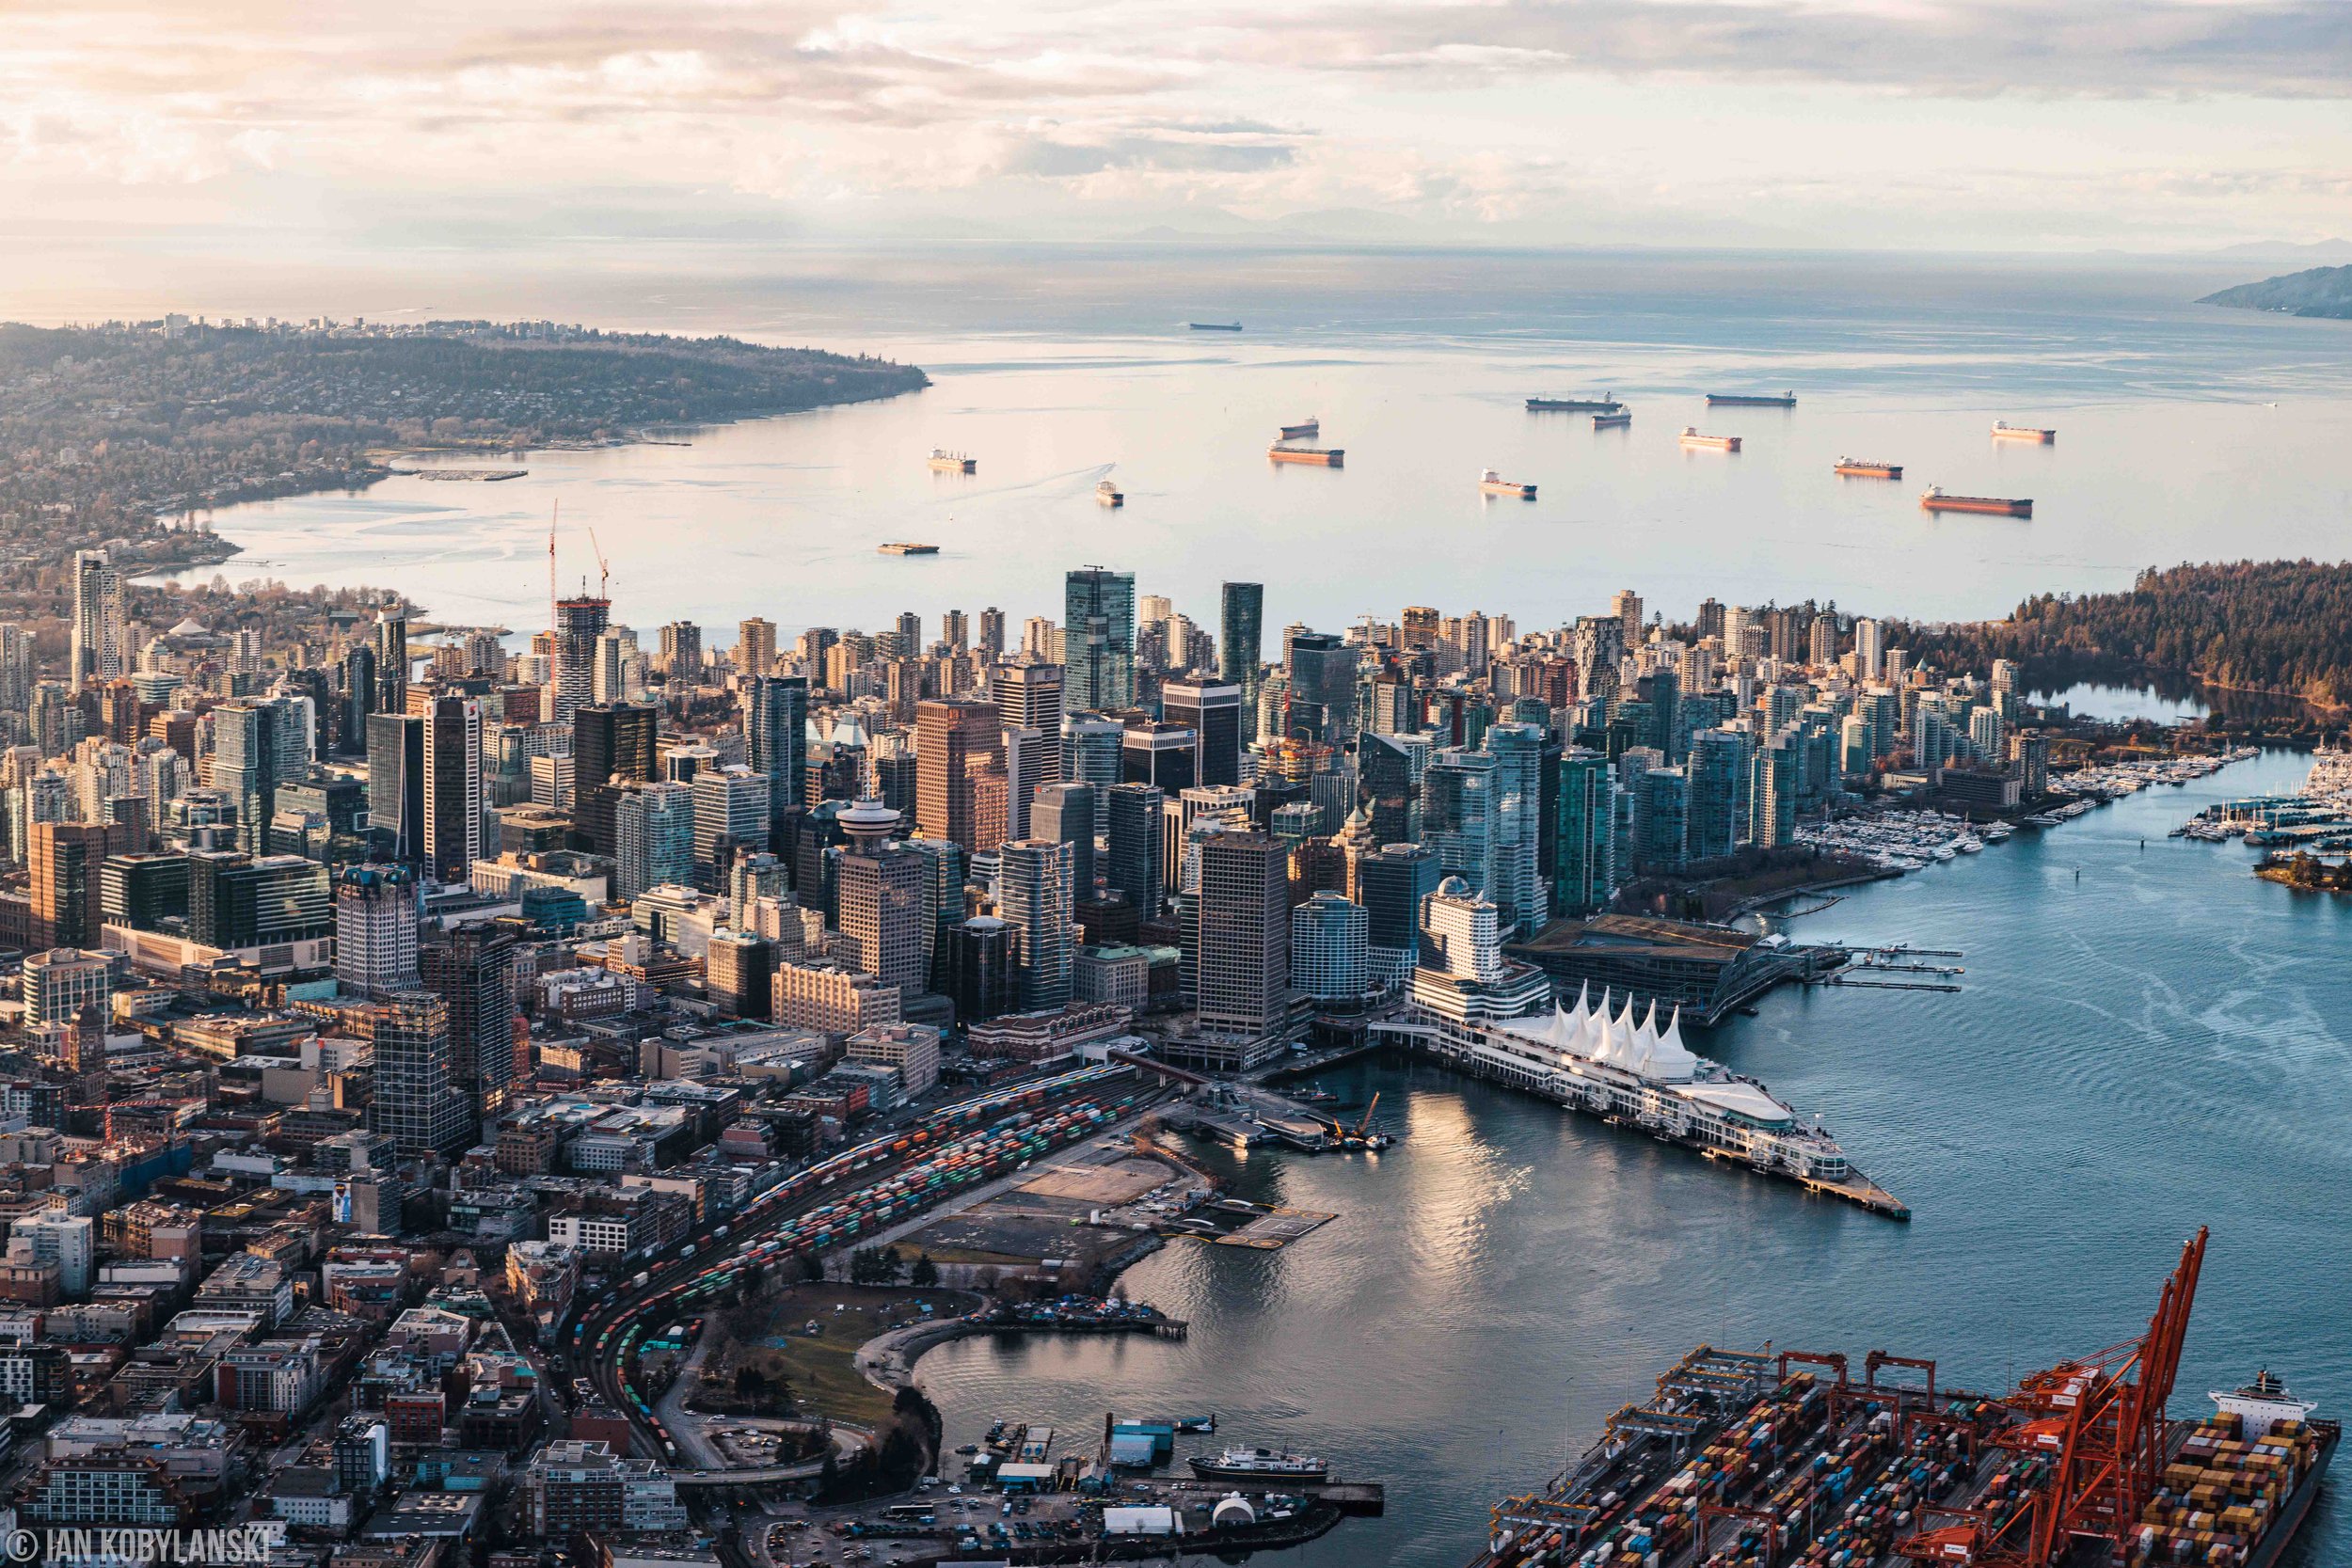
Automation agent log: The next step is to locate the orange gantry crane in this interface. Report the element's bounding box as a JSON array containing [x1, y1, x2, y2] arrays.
[[1896, 1227, 2209, 1567]]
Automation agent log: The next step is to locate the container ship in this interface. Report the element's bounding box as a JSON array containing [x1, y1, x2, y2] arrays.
[[1528, 395, 1623, 413], [1191, 1447, 1330, 1481], [1994, 420, 2057, 442], [1391, 985, 1906, 1217], [1835, 458, 1902, 479], [1707, 390, 1796, 406], [1269, 445, 1344, 467], [1679, 427, 1741, 452], [1463, 1228, 2338, 1568], [1922, 485, 2031, 517], [1279, 418, 1320, 440], [1480, 469, 1537, 499], [877, 542, 938, 555], [1095, 478, 1124, 507], [1189, 321, 1243, 331], [1593, 410, 1632, 429], [927, 449, 976, 473]]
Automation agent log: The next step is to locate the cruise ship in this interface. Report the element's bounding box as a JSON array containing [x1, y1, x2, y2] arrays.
[[1401, 984, 1906, 1217]]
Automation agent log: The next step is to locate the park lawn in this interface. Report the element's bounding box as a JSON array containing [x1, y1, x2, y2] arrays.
[[732, 1283, 971, 1427]]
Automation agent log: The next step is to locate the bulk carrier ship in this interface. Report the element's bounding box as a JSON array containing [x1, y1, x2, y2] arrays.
[[1463, 1229, 2337, 1568], [1922, 485, 2032, 517], [927, 449, 976, 473], [1679, 427, 1741, 452], [1707, 390, 1797, 406], [1269, 444, 1344, 467], [1527, 394, 1623, 412], [1480, 468, 1537, 499], [1994, 420, 2058, 442], [1835, 458, 1902, 479]]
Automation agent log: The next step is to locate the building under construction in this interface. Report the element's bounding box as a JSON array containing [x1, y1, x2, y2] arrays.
[[1468, 1230, 2336, 1568]]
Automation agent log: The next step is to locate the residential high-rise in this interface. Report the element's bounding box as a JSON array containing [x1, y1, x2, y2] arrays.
[[1750, 737, 1797, 848], [737, 617, 777, 678], [1063, 568, 1136, 712], [1031, 783, 1097, 899], [613, 780, 695, 898], [21, 948, 113, 1030], [373, 612, 410, 717], [1162, 680, 1242, 788], [1422, 748, 1497, 897], [1103, 784, 1164, 919], [365, 991, 470, 1158], [334, 864, 421, 997], [977, 608, 1006, 658], [211, 701, 278, 854], [13, 1213, 93, 1299], [914, 698, 1003, 851], [992, 663, 1064, 833], [1686, 728, 1753, 863], [71, 550, 126, 694], [996, 838, 1075, 1011], [1291, 891, 1369, 1003], [1218, 582, 1264, 743], [1485, 721, 1549, 934], [835, 800, 928, 993], [743, 675, 808, 819], [550, 594, 611, 721], [422, 693, 484, 883], [658, 621, 702, 678], [338, 642, 377, 756], [420, 919, 517, 1121], [1183, 829, 1289, 1062], [572, 703, 658, 858], [942, 610, 968, 654], [365, 713, 424, 863], [1553, 749, 1617, 917]]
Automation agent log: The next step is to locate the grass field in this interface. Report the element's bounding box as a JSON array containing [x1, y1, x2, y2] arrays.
[[716, 1283, 972, 1427]]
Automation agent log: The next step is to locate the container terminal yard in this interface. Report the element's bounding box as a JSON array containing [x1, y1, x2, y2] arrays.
[[1468, 1229, 2336, 1568]]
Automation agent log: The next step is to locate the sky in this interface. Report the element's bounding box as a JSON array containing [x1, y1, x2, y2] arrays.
[[4, 0, 2351, 262]]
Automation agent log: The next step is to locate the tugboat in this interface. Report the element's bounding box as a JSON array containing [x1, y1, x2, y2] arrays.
[[1189, 1446, 1329, 1481]]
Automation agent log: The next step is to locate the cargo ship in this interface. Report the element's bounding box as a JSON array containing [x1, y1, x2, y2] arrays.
[[1479, 469, 1537, 499], [1592, 410, 1632, 429], [1095, 478, 1123, 507], [1279, 419, 1320, 440], [1191, 1447, 1329, 1481], [1994, 420, 2057, 442], [1464, 1230, 2337, 1568], [1527, 395, 1622, 413], [1679, 427, 1741, 451], [1385, 986, 1905, 1217], [1707, 390, 1796, 406], [1835, 458, 1902, 479], [927, 449, 976, 473], [1269, 445, 1344, 467], [1189, 321, 1243, 331], [1922, 485, 2031, 517], [877, 542, 938, 555]]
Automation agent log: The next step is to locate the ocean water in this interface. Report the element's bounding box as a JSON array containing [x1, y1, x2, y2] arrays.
[[154, 246, 2352, 641], [914, 748, 2348, 1565]]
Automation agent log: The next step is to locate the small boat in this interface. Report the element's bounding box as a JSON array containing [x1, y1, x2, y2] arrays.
[[954, 1444, 979, 1456], [1096, 478, 1124, 507], [1189, 1446, 1329, 1481], [1993, 420, 2056, 443], [1279, 419, 1319, 440], [1173, 1415, 1217, 1433], [878, 542, 939, 555], [1189, 322, 1243, 331], [1527, 394, 1622, 413], [1479, 468, 1537, 499], [1679, 427, 1741, 451], [1592, 410, 1632, 429], [1707, 390, 1796, 407], [1835, 458, 1902, 479], [928, 449, 976, 473]]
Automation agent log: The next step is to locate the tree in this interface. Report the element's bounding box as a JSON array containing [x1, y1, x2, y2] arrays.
[[909, 1253, 939, 1288], [798, 1250, 825, 1283]]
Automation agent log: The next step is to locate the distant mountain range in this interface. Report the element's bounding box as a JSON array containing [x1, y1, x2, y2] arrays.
[[2198, 264, 2352, 320]]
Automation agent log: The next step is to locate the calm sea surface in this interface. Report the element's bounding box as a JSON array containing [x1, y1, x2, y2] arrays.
[[157, 247, 2352, 640], [918, 747, 2349, 1566]]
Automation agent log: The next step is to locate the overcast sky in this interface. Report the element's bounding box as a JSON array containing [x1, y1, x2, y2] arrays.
[[6, 0, 2351, 255]]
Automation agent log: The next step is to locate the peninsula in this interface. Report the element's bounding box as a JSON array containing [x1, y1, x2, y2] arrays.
[[2196, 263, 2352, 319]]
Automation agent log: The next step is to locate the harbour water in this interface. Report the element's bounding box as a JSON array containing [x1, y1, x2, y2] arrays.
[[914, 747, 2348, 1566], [152, 246, 2352, 640]]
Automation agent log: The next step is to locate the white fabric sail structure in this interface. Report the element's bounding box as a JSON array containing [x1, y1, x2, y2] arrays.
[[1500, 987, 1705, 1083]]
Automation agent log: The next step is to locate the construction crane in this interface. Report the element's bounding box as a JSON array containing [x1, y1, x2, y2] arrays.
[[587, 527, 611, 601], [1895, 1227, 2208, 1567]]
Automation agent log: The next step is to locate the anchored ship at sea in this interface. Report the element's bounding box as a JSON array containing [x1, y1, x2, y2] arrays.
[[1479, 468, 1537, 499], [927, 448, 976, 473], [1680, 427, 1741, 451], [1592, 410, 1632, 429], [1189, 321, 1243, 331], [1527, 394, 1622, 413], [1382, 984, 1907, 1218], [1269, 444, 1344, 467], [1279, 418, 1320, 440], [1994, 420, 2057, 442], [1835, 458, 1902, 478], [877, 542, 938, 555], [1095, 477, 1124, 507], [1922, 485, 2032, 516], [1707, 390, 1797, 406]]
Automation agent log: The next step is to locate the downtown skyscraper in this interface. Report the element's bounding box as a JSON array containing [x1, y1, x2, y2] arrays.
[[1064, 567, 1136, 712], [1219, 581, 1263, 743]]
